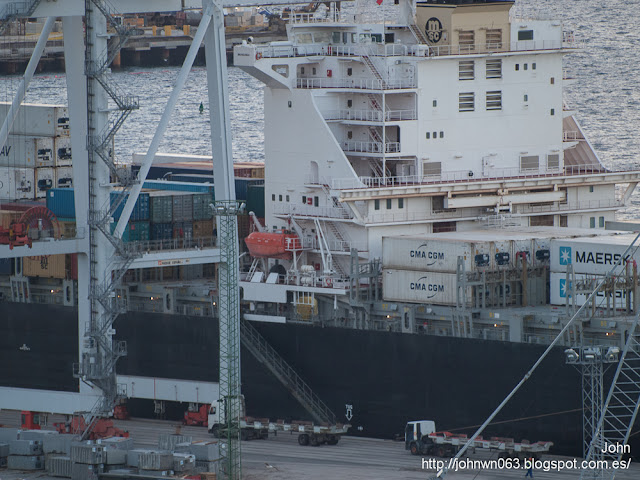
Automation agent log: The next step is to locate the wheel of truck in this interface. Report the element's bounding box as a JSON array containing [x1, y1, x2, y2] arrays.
[[210, 426, 219, 438], [310, 435, 321, 446], [298, 434, 310, 446], [327, 435, 339, 445], [435, 446, 446, 458], [261, 431, 269, 440], [241, 430, 249, 441], [410, 442, 419, 455]]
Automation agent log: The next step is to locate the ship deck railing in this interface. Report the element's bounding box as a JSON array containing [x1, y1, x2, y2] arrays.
[[297, 76, 416, 90], [273, 202, 354, 220], [121, 235, 217, 254], [323, 108, 417, 122], [343, 140, 401, 154], [330, 164, 636, 190]]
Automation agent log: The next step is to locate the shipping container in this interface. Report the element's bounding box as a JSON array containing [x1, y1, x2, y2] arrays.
[[35, 167, 55, 198], [58, 220, 77, 238], [549, 272, 630, 307], [382, 269, 472, 306], [0, 168, 35, 200], [247, 184, 265, 218], [54, 136, 72, 166], [550, 234, 640, 276], [179, 263, 203, 280], [193, 219, 214, 239], [172, 221, 193, 240], [0, 101, 62, 137], [382, 236, 475, 273], [47, 189, 76, 218], [35, 137, 55, 167], [0, 210, 22, 228], [143, 180, 215, 194], [55, 166, 73, 188], [0, 258, 13, 275], [0, 135, 36, 168], [151, 222, 173, 241], [69, 253, 78, 280], [110, 190, 150, 221], [172, 192, 194, 222], [192, 193, 214, 220], [110, 221, 150, 243], [150, 191, 173, 223], [23, 255, 67, 279]]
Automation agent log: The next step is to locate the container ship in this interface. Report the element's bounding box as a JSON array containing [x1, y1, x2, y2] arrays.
[[2, 0, 640, 457]]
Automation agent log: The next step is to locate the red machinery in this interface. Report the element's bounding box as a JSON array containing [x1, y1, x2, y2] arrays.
[[54, 417, 129, 440], [183, 404, 209, 427], [20, 411, 42, 430], [113, 405, 130, 420], [0, 222, 32, 249]]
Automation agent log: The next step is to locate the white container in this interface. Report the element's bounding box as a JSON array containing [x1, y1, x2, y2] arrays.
[[549, 272, 630, 307], [382, 269, 471, 305], [550, 234, 640, 276], [0, 135, 36, 168], [55, 106, 70, 136], [54, 136, 72, 166], [35, 137, 55, 167], [36, 167, 55, 198], [55, 166, 73, 189], [0, 102, 59, 137], [382, 236, 479, 272], [0, 168, 35, 200]]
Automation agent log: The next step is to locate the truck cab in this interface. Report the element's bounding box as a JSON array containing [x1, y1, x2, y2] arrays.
[[405, 420, 436, 454]]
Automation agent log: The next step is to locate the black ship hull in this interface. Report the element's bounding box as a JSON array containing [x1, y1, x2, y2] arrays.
[[0, 302, 599, 457]]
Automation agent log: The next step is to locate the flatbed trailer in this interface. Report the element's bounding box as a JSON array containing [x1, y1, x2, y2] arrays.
[[406, 421, 553, 459]]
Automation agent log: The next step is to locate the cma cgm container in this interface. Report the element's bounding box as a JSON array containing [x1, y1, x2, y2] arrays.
[[54, 136, 72, 166], [0, 102, 68, 137], [0, 168, 35, 200], [110, 190, 150, 222], [549, 272, 629, 307], [46, 189, 76, 218], [35, 167, 55, 198], [550, 234, 640, 276], [382, 269, 471, 306], [55, 166, 73, 188]]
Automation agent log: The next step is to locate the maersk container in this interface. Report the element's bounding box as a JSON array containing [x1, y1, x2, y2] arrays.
[[0, 135, 36, 168], [247, 184, 265, 218], [549, 272, 628, 307], [382, 269, 472, 306], [172, 192, 194, 222], [151, 222, 173, 241], [110, 191, 150, 221], [55, 166, 73, 188], [550, 234, 640, 276], [35, 167, 55, 198], [47, 189, 76, 218], [55, 136, 72, 166], [150, 191, 173, 223], [0, 168, 35, 200], [192, 193, 214, 220], [0, 101, 58, 137]]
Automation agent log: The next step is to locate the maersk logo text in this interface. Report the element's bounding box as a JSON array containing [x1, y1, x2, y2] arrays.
[[559, 247, 572, 265], [410, 276, 444, 299], [409, 244, 444, 266]]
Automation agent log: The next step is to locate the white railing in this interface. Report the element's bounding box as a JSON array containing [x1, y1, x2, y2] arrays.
[[330, 164, 638, 190], [563, 131, 583, 141], [323, 109, 417, 122], [296, 77, 416, 90], [518, 199, 623, 214], [272, 202, 353, 219], [343, 140, 400, 154]]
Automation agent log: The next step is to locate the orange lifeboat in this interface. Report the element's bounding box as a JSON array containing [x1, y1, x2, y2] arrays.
[[244, 230, 302, 260]]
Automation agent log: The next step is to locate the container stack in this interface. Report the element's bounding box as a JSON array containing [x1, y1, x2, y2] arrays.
[[43, 433, 75, 478], [7, 439, 44, 470], [70, 442, 105, 480], [549, 233, 640, 306], [0, 102, 71, 201], [0, 442, 8, 467], [137, 450, 174, 476]]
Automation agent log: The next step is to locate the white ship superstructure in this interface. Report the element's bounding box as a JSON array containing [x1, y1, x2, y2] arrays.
[[234, 0, 640, 331]]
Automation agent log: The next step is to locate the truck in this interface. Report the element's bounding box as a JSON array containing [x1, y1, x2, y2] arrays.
[[207, 396, 350, 445], [405, 420, 553, 459]]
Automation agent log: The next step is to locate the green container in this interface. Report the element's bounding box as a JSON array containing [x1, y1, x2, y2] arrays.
[[150, 192, 173, 223], [193, 193, 214, 220], [247, 185, 265, 218], [128, 221, 150, 242]]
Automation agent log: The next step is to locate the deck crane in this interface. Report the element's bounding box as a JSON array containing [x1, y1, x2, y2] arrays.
[[429, 232, 640, 480]]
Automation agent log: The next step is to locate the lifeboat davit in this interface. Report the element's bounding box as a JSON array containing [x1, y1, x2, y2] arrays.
[[244, 230, 302, 260]]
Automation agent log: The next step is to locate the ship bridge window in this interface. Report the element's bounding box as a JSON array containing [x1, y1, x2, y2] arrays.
[[458, 92, 475, 112], [458, 61, 474, 80], [547, 154, 560, 170], [374, 199, 380, 210], [358, 33, 372, 43], [518, 30, 534, 41], [314, 32, 331, 43], [296, 33, 313, 44], [599, 216, 605, 228], [486, 59, 502, 79], [385, 33, 395, 43], [520, 155, 539, 171], [332, 32, 341, 43], [486, 91, 502, 111], [386, 199, 392, 209], [398, 198, 404, 209], [371, 34, 383, 43]]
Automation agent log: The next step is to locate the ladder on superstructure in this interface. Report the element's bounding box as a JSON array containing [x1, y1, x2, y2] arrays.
[[241, 319, 337, 425], [73, 0, 141, 439]]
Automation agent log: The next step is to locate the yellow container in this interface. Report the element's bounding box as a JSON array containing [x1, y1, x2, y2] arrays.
[[183, 25, 190, 36], [164, 25, 171, 36], [152, 25, 157, 36]]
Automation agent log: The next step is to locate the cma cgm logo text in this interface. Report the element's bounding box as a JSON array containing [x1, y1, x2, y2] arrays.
[[410, 276, 444, 298], [559, 245, 627, 266], [409, 244, 445, 266]]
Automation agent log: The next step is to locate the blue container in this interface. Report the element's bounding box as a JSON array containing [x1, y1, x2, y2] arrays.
[[110, 191, 150, 222], [0, 258, 13, 275], [46, 189, 76, 219], [151, 222, 173, 241]]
